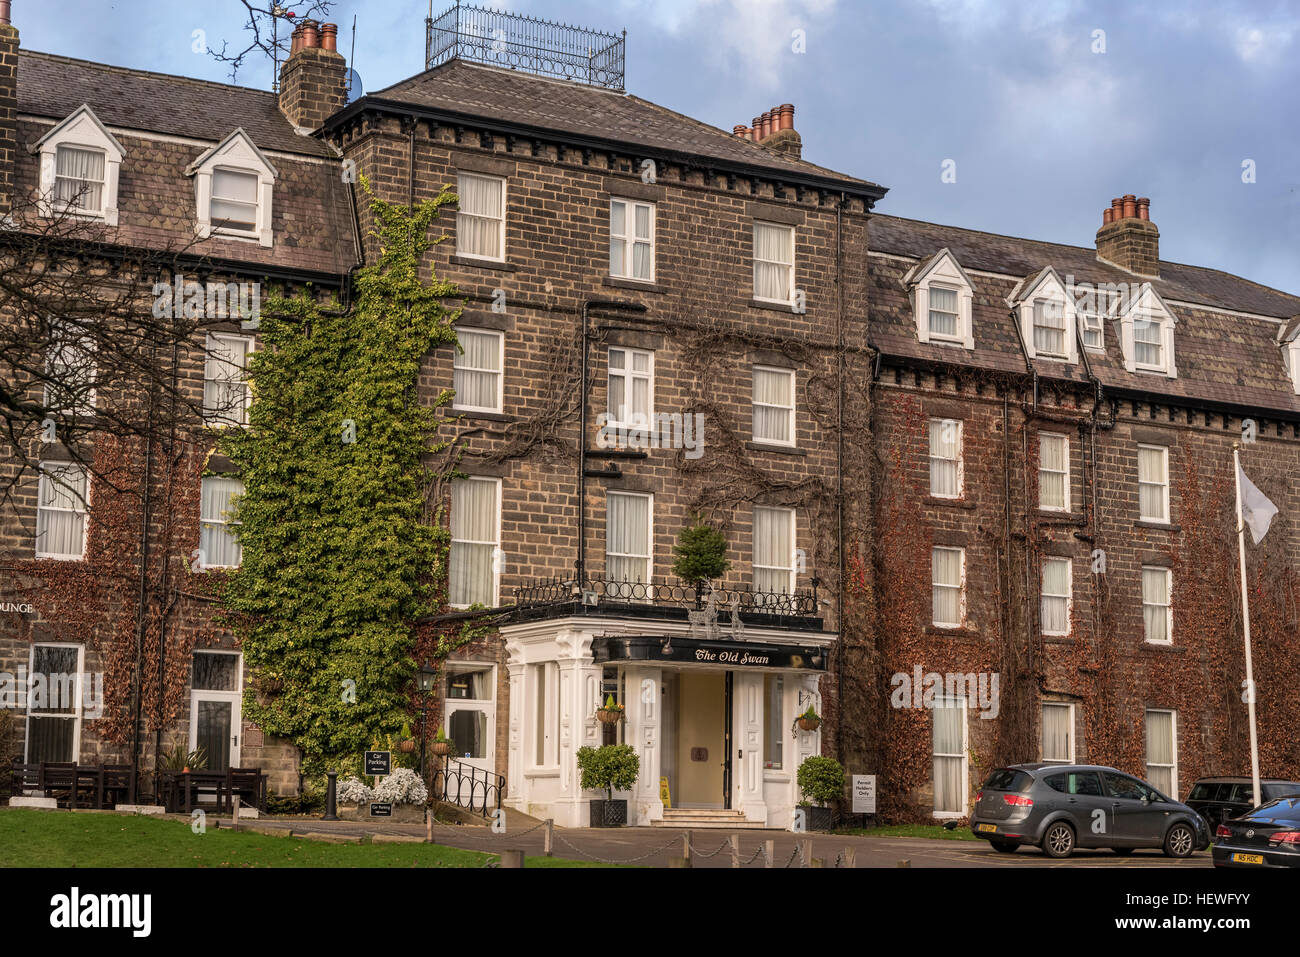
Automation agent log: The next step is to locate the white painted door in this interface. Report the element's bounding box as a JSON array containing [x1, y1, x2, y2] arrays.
[[444, 663, 496, 776], [190, 651, 242, 772]]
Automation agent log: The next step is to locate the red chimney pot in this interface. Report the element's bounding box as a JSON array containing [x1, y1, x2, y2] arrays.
[[1137, 197, 1150, 221], [778, 104, 794, 131], [301, 19, 320, 49], [1121, 194, 1137, 219], [1102, 208, 1113, 225], [320, 23, 339, 52]]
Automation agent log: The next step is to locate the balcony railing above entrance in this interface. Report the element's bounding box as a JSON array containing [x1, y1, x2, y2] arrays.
[[426, 2, 627, 90], [510, 577, 824, 631]]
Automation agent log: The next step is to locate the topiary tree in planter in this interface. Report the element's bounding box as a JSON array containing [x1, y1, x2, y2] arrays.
[[796, 755, 845, 831], [577, 744, 640, 827], [672, 516, 730, 601]]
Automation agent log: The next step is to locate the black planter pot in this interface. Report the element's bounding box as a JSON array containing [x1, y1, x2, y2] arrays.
[[802, 805, 833, 831], [589, 798, 628, 827]]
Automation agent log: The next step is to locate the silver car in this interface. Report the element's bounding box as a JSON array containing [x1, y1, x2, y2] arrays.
[[970, 764, 1210, 858]]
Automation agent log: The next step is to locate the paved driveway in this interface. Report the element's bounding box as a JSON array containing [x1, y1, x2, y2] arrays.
[[234, 816, 1213, 868]]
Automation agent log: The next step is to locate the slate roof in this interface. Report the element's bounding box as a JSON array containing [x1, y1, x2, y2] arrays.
[[17, 50, 335, 158], [364, 59, 884, 195], [869, 214, 1300, 415]]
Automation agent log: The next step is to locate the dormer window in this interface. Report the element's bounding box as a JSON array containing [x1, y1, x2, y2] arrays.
[[1033, 300, 1067, 358], [1278, 318, 1300, 394], [187, 129, 277, 248], [1116, 284, 1177, 377], [1010, 267, 1077, 364], [906, 248, 975, 350], [1079, 309, 1104, 351], [32, 105, 125, 225]]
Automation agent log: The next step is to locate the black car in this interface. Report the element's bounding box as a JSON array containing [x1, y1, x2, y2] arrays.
[[1213, 798, 1300, 868], [1186, 777, 1300, 827], [971, 764, 1210, 858]]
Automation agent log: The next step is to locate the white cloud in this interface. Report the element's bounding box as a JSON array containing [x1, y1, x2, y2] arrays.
[[1233, 24, 1295, 64], [615, 0, 838, 88]]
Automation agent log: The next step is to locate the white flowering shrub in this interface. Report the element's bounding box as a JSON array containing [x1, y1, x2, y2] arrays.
[[336, 776, 375, 804], [372, 767, 428, 805]]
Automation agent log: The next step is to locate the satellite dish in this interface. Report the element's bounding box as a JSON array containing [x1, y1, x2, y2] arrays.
[[346, 69, 364, 104]]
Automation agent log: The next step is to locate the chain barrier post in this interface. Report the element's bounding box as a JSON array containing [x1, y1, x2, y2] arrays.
[[799, 838, 812, 868], [684, 830, 693, 867], [843, 846, 855, 868], [500, 849, 524, 868], [764, 839, 775, 867], [729, 833, 740, 868], [543, 818, 553, 856]]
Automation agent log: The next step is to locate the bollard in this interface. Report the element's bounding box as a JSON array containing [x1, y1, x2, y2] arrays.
[[843, 846, 856, 868], [730, 833, 741, 868], [425, 806, 433, 844], [322, 771, 339, 821], [231, 794, 241, 832], [684, 830, 694, 868], [500, 849, 525, 868], [764, 839, 775, 868], [799, 838, 812, 868], [811, 857, 825, 867], [897, 859, 911, 868], [544, 818, 554, 857], [668, 855, 691, 868]]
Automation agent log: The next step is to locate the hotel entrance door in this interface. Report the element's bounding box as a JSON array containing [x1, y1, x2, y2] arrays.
[[672, 671, 731, 808]]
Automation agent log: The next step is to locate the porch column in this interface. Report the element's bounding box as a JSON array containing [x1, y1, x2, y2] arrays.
[[790, 674, 822, 829], [504, 658, 525, 811]]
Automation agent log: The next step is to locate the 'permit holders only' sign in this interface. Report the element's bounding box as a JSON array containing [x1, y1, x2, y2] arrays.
[[365, 751, 391, 776]]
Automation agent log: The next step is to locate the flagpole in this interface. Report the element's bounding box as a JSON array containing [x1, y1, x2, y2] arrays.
[[1233, 443, 1262, 809]]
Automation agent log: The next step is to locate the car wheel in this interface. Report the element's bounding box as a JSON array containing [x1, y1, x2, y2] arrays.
[[991, 840, 1019, 854], [1042, 821, 1075, 859], [1112, 847, 1135, 856], [1164, 823, 1196, 858]]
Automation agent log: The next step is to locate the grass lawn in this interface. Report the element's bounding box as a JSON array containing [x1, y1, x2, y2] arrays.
[[0, 809, 607, 868], [834, 822, 978, 841]]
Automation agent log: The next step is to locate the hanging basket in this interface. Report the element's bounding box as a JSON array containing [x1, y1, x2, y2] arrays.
[[398, 739, 417, 754], [431, 741, 452, 757], [596, 707, 625, 725], [797, 716, 821, 733]]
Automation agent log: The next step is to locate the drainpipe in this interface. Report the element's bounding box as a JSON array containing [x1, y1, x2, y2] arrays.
[[129, 339, 159, 803], [835, 192, 846, 768]]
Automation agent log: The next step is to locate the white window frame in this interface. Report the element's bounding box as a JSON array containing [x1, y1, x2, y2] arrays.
[[752, 365, 796, 447], [1040, 557, 1072, 637], [187, 129, 277, 248], [1080, 310, 1104, 352], [928, 418, 963, 499], [203, 333, 254, 428], [1144, 708, 1178, 798], [449, 476, 503, 609], [931, 545, 966, 629], [532, 661, 559, 769], [606, 490, 654, 587], [1137, 443, 1170, 523], [452, 327, 505, 415], [909, 249, 975, 350], [1038, 432, 1070, 512], [1032, 298, 1069, 359], [753, 505, 797, 596], [34, 105, 125, 225], [607, 347, 655, 430], [1142, 565, 1173, 645], [456, 172, 507, 263], [1282, 338, 1300, 395], [35, 462, 90, 561], [609, 198, 655, 282], [24, 642, 84, 765], [931, 695, 968, 819], [1013, 269, 1079, 364], [1040, 702, 1076, 764], [199, 476, 244, 570], [752, 221, 795, 304]]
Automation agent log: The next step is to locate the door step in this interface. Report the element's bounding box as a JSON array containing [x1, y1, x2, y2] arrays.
[[653, 809, 756, 828]]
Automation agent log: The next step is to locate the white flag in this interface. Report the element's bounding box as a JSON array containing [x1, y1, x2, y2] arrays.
[[1239, 466, 1278, 545]]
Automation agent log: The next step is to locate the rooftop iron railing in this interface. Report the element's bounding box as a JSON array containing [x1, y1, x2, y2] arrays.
[[426, 1, 626, 90]]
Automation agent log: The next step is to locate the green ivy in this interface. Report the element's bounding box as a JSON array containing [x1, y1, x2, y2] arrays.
[[220, 176, 461, 772]]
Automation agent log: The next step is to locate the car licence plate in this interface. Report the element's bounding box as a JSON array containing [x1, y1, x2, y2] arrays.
[[976, 824, 997, 833], [1231, 853, 1264, 865]]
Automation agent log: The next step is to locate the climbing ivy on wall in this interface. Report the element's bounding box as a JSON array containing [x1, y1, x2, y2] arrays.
[[219, 177, 461, 772]]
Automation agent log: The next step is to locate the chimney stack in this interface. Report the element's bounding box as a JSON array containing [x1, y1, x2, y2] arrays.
[[0, 1, 17, 218], [278, 20, 348, 133], [734, 103, 802, 159], [1095, 192, 1160, 277]]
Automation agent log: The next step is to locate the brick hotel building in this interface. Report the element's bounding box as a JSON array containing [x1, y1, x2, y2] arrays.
[[1, 3, 1297, 824]]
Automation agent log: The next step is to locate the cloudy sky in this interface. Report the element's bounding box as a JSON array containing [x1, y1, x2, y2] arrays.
[[15, 0, 1300, 295]]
